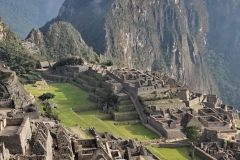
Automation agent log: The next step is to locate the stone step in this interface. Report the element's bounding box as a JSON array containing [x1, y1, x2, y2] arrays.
[[111, 111, 139, 121], [117, 104, 135, 112], [119, 99, 132, 105], [94, 89, 110, 98], [116, 93, 130, 101], [88, 94, 104, 103]]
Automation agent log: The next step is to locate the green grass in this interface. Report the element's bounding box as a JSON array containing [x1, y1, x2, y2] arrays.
[[77, 110, 158, 140], [19, 71, 42, 83], [112, 110, 137, 115], [25, 81, 158, 141], [147, 146, 203, 160], [139, 93, 156, 99], [237, 120, 240, 127]]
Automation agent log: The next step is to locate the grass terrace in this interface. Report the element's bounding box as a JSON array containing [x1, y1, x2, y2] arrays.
[[25, 81, 158, 141], [19, 71, 42, 84], [147, 146, 203, 160]]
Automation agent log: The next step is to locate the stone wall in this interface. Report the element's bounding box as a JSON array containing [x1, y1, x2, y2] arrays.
[[88, 79, 101, 87], [0, 134, 23, 154], [148, 116, 167, 138], [114, 121, 141, 125], [112, 112, 139, 121], [74, 78, 84, 85], [117, 94, 130, 101], [202, 102, 215, 108], [41, 72, 71, 83], [17, 117, 32, 155], [72, 106, 98, 112], [95, 89, 109, 98], [13, 112, 40, 119], [138, 86, 155, 95], [183, 97, 199, 107], [18, 155, 46, 160], [88, 95, 100, 103], [81, 84, 95, 92], [152, 103, 186, 112], [148, 116, 185, 139], [0, 99, 13, 108], [194, 146, 217, 160], [0, 118, 32, 154], [117, 105, 135, 112], [6, 118, 23, 126], [151, 143, 189, 148], [56, 65, 90, 78], [0, 143, 10, 160]]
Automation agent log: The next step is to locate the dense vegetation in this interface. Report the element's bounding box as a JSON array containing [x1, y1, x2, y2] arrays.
[[53, 0, 114, 54], [26, 21, 99, 63], [0, 18, 38, 75], [0, 0, 64, 39], [52, 57, 84, 70], [38, 93, 55, 101]]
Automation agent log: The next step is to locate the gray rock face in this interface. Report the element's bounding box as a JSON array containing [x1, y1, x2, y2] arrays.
[[46, 0, 240, 106], [56, 0, 212, 94]]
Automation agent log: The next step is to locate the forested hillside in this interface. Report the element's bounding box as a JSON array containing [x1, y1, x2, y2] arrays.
[[25, 21, 99, 62], [0, 18, 38, 74]]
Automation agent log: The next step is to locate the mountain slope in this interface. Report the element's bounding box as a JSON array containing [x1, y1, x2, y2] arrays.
[[0, 18, 38, 74], [55, 0, 213, 93], [56, 0, 113, 54], [25, 21, 99, 62], [40, 0, 240, 107]]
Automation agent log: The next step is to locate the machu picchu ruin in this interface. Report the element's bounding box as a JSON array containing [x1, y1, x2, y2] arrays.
[[1, 62, 240, 160]]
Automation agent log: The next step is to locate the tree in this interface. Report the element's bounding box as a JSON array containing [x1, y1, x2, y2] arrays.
[[52, 56, 84, 70], [43, 105, 59, 120], [102, 60, 113, 66], [181, 125, 201, 142], [181, 125, 201, 160], [144, 107, 153, 116], [38, 92, 55, 101]]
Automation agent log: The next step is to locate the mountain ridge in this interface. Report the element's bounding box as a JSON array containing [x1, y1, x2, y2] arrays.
[[48, 0, 240, 107]]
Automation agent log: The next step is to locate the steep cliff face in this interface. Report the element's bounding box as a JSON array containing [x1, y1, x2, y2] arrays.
[[25, 21, 99, 62], [56, 0, 213, 93], [104, 0, 212, 93], [204, 0, 240, 105], [57, 0, 114, 54], [49, 0, 240, 106]]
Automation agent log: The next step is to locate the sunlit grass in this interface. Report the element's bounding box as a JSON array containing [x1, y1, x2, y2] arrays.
[[147, 146, 203, 160], [26, 81, 158, 140]]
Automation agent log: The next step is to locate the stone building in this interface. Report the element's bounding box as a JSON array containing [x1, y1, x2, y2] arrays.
[[38, 61, 50, 70], [0, 117, 32, 154], [0, 143, 10, 160]]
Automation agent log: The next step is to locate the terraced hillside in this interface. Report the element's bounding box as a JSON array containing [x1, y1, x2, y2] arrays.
[[25, 76, 158, 141]]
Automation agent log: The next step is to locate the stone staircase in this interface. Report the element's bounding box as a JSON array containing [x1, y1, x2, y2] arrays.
[[111, 95, 139, 121]]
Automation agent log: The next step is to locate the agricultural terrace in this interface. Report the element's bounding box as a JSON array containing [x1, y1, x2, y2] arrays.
[[25, 81, 158, 141], [147, 146, 203, 160]]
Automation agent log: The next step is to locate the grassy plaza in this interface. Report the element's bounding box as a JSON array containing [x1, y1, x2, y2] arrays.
[[25, 82, 158, 140], [147, 146, 202, 160]]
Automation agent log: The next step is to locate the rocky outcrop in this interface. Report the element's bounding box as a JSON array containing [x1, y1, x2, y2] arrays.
[[0, 65, 33, 108], [25, 21, 99, 62], [0, 18, 6, 41]]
